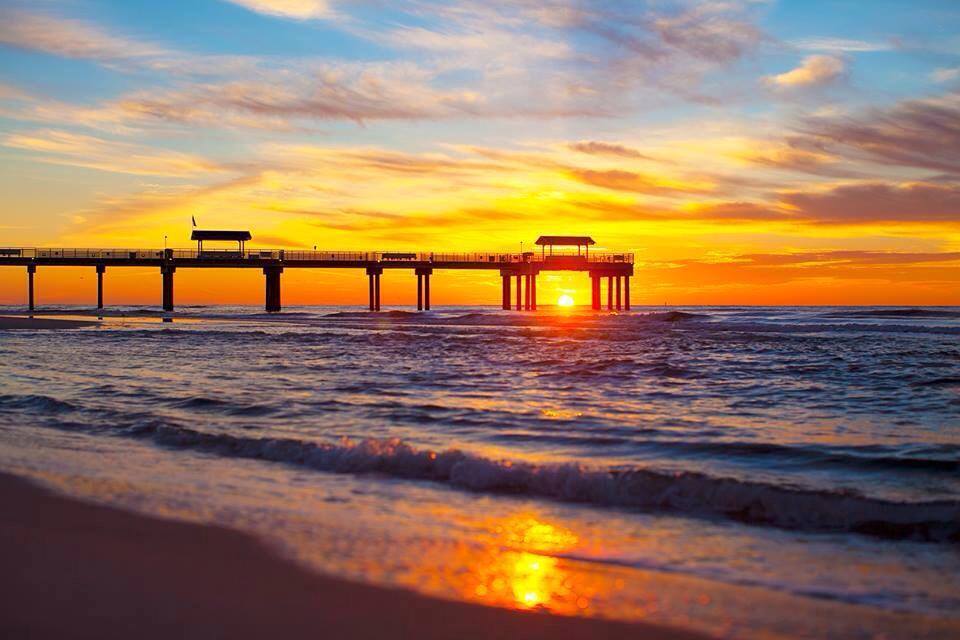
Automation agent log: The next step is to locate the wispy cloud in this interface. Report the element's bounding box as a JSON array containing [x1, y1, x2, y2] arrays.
[[568, 141, 654, 160], [223, 0, 332, 19], [3, 129, 226, 176], [931, 67, 960, 83], [0, 10, 166, 65], [792, 91, 960, 176], [782, 182, 960, 224], [790, 37, 890, 52]]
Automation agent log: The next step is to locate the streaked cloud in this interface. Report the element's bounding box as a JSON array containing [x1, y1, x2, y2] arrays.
[[790, 37, 890, 52], [792, 91, 960, 176], [3, 129, 226, 177], [931, 67, 960, 83], [568, 141, 653, 160], [0, 10, 166, 65], [782, 182, 960, 224]]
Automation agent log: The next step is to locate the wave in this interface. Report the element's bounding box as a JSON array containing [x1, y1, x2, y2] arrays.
[[125, 425, 960, 542], [627, 439, 960, 473], [0, 394, 78, 414], [822, 308, 960, 319]]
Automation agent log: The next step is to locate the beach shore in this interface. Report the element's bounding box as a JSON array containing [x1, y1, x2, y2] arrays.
[[0, 316, 99, 330], [0, 472, 704, 640]]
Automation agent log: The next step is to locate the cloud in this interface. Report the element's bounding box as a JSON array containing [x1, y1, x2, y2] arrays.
[[766, 55, 846, 89], [567, 168, 706, 195], [568, 141, 653, 160], [790, 37, 890, 52], [3, 129, 225, 177], [931, 67, 960, 83], [222, 0, 332, 19], [792, 91, 960, 176], [782, 182, 960, 224], [0, 10, 166, 64]]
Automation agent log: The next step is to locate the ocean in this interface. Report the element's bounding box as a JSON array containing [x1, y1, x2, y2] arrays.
[[1, 305, 958, 638]]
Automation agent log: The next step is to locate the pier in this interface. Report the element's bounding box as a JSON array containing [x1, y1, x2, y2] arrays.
[[0, 236, 634, 312]]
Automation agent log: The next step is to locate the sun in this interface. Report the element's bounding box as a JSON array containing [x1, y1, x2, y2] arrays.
[[557, 294, 575, 308]]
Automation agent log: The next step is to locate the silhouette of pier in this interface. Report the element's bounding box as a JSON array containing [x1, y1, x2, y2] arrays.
[[0, 236, 634, 312]]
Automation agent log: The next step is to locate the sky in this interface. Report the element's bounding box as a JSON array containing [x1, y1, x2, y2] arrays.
[[1, 0, 959, 306]]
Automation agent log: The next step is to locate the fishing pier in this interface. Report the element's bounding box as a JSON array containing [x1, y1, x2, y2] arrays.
[[0, 235, 634, 312]]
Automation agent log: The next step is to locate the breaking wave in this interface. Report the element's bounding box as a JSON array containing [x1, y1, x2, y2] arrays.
[[127, 425, 960, 542]]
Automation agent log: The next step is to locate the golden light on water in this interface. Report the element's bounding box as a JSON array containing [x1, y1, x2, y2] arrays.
[[557, 294, 575, 308], [456, 514, 599, 614]]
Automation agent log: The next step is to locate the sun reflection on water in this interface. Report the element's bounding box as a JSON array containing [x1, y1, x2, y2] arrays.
[[457, 514, 596, 614]]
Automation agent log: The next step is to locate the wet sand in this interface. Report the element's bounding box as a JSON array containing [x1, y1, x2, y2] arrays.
[[0, 472, 704, 640], [0, 316, 99, 329]]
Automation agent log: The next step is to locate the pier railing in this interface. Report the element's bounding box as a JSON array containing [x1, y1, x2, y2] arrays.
[[0, 248, 634, 264]]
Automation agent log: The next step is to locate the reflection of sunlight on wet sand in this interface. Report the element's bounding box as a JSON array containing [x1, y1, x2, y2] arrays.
[[455, 514, 598, 615]]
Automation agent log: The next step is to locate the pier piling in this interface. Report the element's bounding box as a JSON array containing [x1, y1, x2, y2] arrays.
[[366, 267, 382, 311], [96, 264, 105, 309], [501, 273, 511, 310], [161, 265, 175, 312], [26, 264, 35, 311], [263, 266, 282, 313]]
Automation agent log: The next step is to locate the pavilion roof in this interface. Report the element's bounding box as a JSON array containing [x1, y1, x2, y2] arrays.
[[191, 230, 252, 241], [534, 235, 595, 246]]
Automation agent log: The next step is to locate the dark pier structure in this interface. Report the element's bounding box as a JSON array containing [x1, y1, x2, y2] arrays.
[[0, 234, 633, 313]]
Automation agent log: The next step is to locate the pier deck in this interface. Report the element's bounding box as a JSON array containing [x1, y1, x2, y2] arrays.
[[0, 247, 634, 312]]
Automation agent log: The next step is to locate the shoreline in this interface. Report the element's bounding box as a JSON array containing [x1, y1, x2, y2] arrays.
[[0, 471, 704, 640]]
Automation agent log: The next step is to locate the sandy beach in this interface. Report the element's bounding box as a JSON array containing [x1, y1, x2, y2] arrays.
[[0, 472, 703, 640]]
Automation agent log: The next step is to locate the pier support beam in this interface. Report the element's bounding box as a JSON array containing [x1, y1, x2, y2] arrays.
[[96, 264, 105, 310], [27, 264, 36, 312], [263, 266, 283, 313], [501, 273, 511, 310], [415, 268, 432, 311], [591, 275, 600, 310], [616, 276, 622, 311], [515, 275, 522, 311], [606, 276, 613, 311], [161, 265, 175, 312], [524, 275, 532, 311], [531, 273, 537, 311], [366, 267, 382, 311], [624, 276, 631, 311]]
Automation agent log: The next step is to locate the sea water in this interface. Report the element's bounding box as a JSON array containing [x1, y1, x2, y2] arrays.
[[1, 305, 958, 638]]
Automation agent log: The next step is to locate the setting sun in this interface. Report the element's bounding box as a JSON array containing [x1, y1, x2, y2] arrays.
[[557, 295, 574, 308]]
